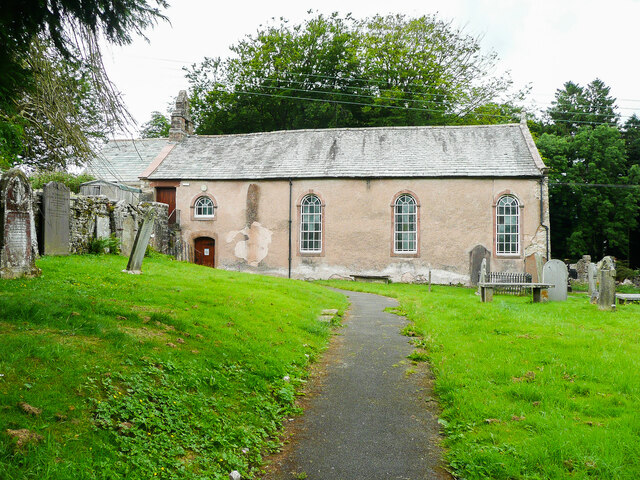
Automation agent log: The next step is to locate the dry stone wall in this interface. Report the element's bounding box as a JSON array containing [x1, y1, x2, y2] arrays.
[[32, 191, 171, 256]]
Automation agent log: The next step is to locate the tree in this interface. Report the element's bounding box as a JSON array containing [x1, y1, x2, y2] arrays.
[[0, 0, 168, 170], [545, 79, 619, 135], [537, 125, 640, 261], [186, 13, 520, 135], [141, 111, 171, 138]]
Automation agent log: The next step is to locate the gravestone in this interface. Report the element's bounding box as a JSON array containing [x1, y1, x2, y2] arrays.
[[469, 245, 490, 286], [125, 209, 156, 274], [575, 255, 591, 283], [597, 256, 616, 311], [542, 259, 568, 301], [525, 253, 541, 282], [0, 169, 40, 278], [95, 215, 110, 239], [535, 253, 545, 284], [42, 182, 70, 255], [120, 215, 137, 256], [477, 257, 488, 295], [587, 262, 597, 296]]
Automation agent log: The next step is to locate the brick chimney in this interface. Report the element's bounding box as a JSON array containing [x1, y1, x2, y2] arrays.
[[169, 90, 194, 141]]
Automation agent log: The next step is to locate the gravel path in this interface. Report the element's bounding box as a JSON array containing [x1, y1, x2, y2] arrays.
[[263, 289, 451, 480]]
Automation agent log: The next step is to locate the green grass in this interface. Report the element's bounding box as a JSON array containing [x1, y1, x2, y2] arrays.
[[321, 281, 640, 479], [0, 255, 347, 480]]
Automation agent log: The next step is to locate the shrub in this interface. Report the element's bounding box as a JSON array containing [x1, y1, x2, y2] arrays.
[[29, 171, 95, 193], [89, 234, 120, 255]]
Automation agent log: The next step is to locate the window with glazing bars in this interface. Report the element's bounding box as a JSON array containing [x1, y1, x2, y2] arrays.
[[300, 195, 322, 253], [394, 194, 417, 253], [194, 196, 214, 217], [496, 195, 519, 254]]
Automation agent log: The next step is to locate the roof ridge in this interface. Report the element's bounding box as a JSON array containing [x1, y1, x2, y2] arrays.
[[191, 123, 520, 140]]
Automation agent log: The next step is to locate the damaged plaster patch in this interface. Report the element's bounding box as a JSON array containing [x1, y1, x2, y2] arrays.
[[524, 225, 548, 257], [226, 222, 273, 267]]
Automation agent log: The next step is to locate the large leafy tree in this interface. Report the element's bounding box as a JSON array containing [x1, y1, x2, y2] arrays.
[[538, 125, 640, 261], [545, 79, 619, 135], [0, 0, 168, 169], [141, 111, 171, 138], [186, 13, 521, 135], [535, 79, 640, 265]]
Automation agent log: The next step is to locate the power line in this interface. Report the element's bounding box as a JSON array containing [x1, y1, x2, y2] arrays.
[[215, 75, 631, 120], [550, 182, 640, 189], [205, 86, 629, 126]]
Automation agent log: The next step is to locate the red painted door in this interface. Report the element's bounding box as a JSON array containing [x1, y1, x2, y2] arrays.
[[156, 187, 177, 224], [194, 237, 215, 268]]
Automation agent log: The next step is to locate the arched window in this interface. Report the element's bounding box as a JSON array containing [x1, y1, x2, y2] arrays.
[[300, 194, 322, 253], [394, 194, 417, 254], [194, 196, 215, 218], [496, 195, 519, 254]]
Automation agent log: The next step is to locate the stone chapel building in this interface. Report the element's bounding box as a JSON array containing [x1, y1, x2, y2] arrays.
[[88, 92, 550, 284]]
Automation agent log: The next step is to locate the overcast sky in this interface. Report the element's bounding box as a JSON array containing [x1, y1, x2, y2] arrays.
[[101, 0, 640, 133]]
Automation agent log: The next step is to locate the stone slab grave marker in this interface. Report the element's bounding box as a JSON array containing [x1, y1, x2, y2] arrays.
[[95, 215, 110, 240], [42, 181, 70, 255], [575, 255, 591, 283], [125, 209, 156, 274], [597, 256, 616, 311], [542, 259, 568, 301], [120, 215, 137, 256], [469, 244, 490, 286], [0, 169, 40, 278], [477, 257, 488, 296], [587, 262, 597, 297]]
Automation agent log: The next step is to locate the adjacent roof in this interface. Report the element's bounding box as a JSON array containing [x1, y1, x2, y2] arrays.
[[145, 124, 546, 181], [86, 138, 170, 184]]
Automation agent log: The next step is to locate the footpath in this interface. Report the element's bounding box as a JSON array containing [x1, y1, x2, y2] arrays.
[[263, 289, 451, 480]]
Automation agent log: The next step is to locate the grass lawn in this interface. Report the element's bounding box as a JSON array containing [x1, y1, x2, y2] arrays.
[[321, 280, 640, 480], [0, 254, 347, 480]]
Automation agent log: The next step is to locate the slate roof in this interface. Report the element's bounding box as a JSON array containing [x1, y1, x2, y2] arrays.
[[86, 138, 170, 184], [145, 124, 546, 181]]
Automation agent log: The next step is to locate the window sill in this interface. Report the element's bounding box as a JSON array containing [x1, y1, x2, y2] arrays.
[[299, 251, 324, 257], [391, 252, 420, 258]]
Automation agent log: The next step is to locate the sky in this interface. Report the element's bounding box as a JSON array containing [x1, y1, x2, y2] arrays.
[[100, 0, 640, 133]]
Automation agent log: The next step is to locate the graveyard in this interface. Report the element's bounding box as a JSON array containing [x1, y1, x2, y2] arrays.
[[318, 279, 640, 479], [0, 251, 638, 479]]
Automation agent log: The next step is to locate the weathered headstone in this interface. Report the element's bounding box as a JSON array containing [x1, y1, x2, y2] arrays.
[[0, 169, 40, 278], [42, 182, 70, 255], [597, 256, 616, 311], [469, 245, 490, 286], [535, 253, 545, 280], [120, 215, 137, 256], [477, 258, 488, 295], [542, 259, 568, 301], [525, 253, 540, 282], [95, 215, 110, 240], [125, 209, 156, 274], [575, 255, 591, 283], [587, 262, 597, 296]]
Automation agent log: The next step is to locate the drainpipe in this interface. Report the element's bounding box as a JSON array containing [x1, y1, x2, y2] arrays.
[[288, 179, 292, 279], [540, 177, 550, 260]]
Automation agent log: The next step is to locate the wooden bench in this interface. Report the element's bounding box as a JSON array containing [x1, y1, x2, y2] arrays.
[[478, 282, 554, 303], [616, 293, 640, 305], [351, 274, 391, 284]]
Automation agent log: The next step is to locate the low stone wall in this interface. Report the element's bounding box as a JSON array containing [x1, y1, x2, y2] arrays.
[[33, 192, 171, 255]]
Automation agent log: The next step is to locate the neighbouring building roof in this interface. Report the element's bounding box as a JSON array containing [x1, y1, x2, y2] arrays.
[[86, 138, 171, 184], [144, 123, 546, 181]]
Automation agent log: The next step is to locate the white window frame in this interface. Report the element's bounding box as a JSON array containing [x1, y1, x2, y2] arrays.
[[300, 194, 322, 253], [394, 194, 417, 254], [496, 195, 520, 255], [194, 196, 215, 218]]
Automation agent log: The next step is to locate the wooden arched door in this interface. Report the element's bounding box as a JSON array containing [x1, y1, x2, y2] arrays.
[[194, 237, 215, 268]]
